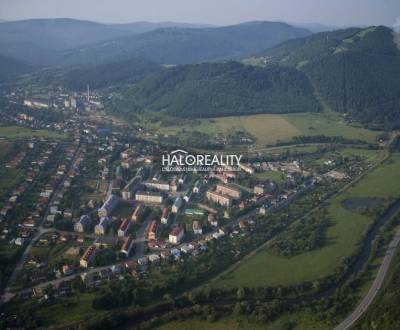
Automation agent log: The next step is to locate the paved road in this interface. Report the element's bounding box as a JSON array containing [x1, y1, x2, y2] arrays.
[[334, 226, 400, 330]]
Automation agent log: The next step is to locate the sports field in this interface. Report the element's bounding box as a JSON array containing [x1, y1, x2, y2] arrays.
[[213, 154, 400, 288]]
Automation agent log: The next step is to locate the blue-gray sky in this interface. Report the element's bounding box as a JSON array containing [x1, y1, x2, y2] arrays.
[[0, 0, 399, 27]]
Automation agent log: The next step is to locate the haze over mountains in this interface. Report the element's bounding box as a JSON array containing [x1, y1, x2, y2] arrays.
[[0, 18, 310, 67], [0, 18, 399, 129]]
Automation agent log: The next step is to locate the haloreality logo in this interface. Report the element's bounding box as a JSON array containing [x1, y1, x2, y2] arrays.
[[162, 149, 243, 172]]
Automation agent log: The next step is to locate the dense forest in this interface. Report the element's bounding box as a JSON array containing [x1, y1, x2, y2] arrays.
[[0, 55, 33, 82], [109, 61, 322, 118], [261, 26, 400, 128], [61, 57, 160, 91]]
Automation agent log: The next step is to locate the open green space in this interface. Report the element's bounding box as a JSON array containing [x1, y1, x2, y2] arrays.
[[155, 318, 271, 330], [156, 114, 302, 146], [255, 171, 286, 183], [283, 113, 380, 144], [36, 293, 103, 326], [0, 126, 67, 140], [214, 154, 400, 288], [150, 111, 380, 148]]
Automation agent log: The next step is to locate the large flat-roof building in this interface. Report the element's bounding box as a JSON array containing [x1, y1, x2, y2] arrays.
[[215, 184, 241, 199], [144, 180, 170, 192], [135, 191, 163, 204], [206, 190, 232, 207]]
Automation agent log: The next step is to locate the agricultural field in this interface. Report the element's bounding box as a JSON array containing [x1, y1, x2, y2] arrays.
[[156, 114, 302, 146], [0, 126, 67, 140], [152, 112, 380, 148], [283, 112, 380, 144], [214, 153, 400, 288]]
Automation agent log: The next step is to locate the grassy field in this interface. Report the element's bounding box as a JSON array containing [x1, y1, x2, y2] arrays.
[[36, 293, 102, 326], [0, 126, 67, 140], [153, 112, 380, 147], [283, 112, 379, 143], [155, 318, 272, 330], [255, 171, 286, 182], [157, 114, 302, 146], [155, 314, 329, 330], [214, 154, 400, 288]]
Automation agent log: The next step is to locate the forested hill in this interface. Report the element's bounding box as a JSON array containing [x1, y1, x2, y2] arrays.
[[109, 61, 322, 118], [63, 21, 311, 65], [0, 55, 34, 82], [258, 26, 400, 128]]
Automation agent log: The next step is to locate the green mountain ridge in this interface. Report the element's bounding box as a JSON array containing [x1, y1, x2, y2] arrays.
[[107, 26, 400, 128], [109, 61, 322, 119], [257, 26, 400, 128]]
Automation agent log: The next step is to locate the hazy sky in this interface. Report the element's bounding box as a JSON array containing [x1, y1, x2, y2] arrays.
[[0, 0, 399, 27]]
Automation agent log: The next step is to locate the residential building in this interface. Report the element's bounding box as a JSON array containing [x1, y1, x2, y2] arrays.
[[144, 180, 170, 191], [131, 203, 145, 222], [94, 217, 111, 235], [193, 180, 202, 193], [135, 191, 163, 204], [206, 190, 232, 207], [172, 197, 183, 214], [193, 221, 203, 235], [120, 237, 134, 257], [118, 218, 131, 237], [98, 195, 119, 218], [215, 184, 241, 199], [74, 215, 90, 233], [80, 245, 97, 268], [239, 163, 255, 175], [148, 220, 158, 240], [169, 226, 184, 244], [161, 207, 171, 225]]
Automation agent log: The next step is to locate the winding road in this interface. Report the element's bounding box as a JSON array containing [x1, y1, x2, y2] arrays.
[[334, 226, 400, 330]]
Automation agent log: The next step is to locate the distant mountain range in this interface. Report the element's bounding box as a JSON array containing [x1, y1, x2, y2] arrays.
[[108, 21, 215, 34], [62, 21, 311, 66], [0, 18, 311, 66]]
